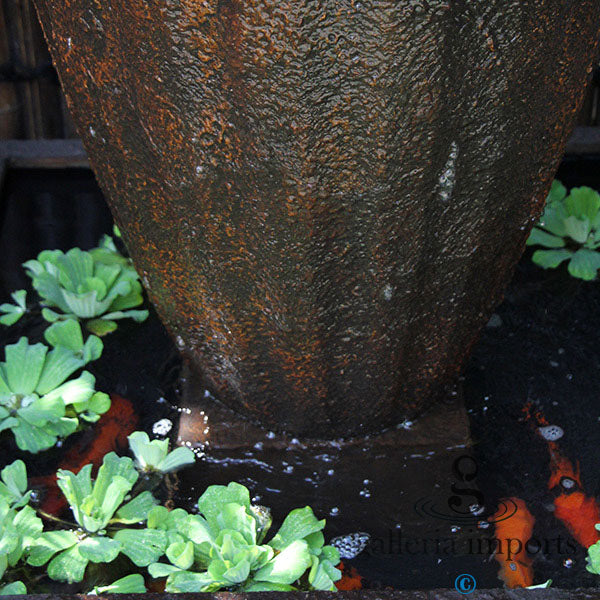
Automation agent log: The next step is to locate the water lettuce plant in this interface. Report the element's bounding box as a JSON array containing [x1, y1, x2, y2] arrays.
[[24, 234, 148, 336], [527, 180, 600, 280], [128, 431, 196, 474], [0, 321, 108, 452], [27, 452, 165, 582], [0, 291, 27, 327], [0, 431, 339, 593], [0, 461, 43, 591], [147, 482, 341, 592]]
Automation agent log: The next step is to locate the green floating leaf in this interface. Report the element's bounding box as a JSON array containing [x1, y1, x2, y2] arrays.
[[565, 186, 600, 222], [0, 581, 27, 595], [547, 180, 567, 205], [115, 490, 158, 523], [567, 248, 600, 281], [128, 431, 196, 474], [165, 571, 221, 593], [47, 544, 89, 583], [78, 535, 121, 563], [87, 319, 118, 336], [0, 291, 27, 327], [113, 528, 168, 567], [0, 460, 29, 507], [197, 482, 250, 528], [564, 215, 591, 244], [27, 530, 78, 567], [526, 227, 565, 249], [269, 506, 325, 550], [92, 574, 146, 595], [254, 539, 312, 585], [531, 249, 572, 270], [166, 540, 195, 570]]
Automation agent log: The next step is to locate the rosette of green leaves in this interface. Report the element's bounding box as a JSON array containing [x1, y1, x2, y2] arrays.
[[0, 321, 109, 453], [0, 291, 27, 327], [27, 453, 166, 583], [0, 461, 43, 584], [527, 180, 600, 280], [128, 431, 195, 474], [24, 235, 148, 336], [147, 482, 341, 592]]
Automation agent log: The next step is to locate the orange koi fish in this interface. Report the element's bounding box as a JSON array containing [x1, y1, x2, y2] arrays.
[[523, 402, 600, 549], [493, 497, 535, 588], [32, 394, 139, 515], [335, 561, 363, 591]]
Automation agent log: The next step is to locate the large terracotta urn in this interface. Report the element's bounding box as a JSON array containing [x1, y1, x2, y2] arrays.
[[34, 1, 600, 437]]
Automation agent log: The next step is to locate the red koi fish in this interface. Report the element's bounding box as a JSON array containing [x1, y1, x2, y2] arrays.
[[335, 561, 363, 591], [493, 497, 535, 588], [31, 394, 139, 515], [523, 402, 600, 549]]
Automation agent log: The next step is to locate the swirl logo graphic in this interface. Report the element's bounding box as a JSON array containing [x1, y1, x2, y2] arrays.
[[414, 495, 518, 524], [414, 454, 518, 524], [455, 574, 476, 594]]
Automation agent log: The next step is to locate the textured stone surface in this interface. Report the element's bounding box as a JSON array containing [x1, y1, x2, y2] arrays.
[[34, 1, 600, 437]]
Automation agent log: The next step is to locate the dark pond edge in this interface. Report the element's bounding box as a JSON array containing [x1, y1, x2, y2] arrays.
[[4, 591, 600, 599]]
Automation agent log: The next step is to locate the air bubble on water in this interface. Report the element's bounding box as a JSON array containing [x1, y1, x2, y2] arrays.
[[563, 558, 574, 568], [67, 37, 72, 49], [327, 469, 335, 476], [451, 525, 460, 533], [470, 504, 485, 516], [176, 336, 185, 350], [152, 418, 173, 436], [266, 431, 276, 439], [254, 442, 263, 450], [477, 520, 490, 530], [538, 425, 564, 441], [359, 489, 371, 498], [89, 126, 96, 137], [330, 507, 339, 516], [561, 477, 576, 490], [283, 465, 294, 474]]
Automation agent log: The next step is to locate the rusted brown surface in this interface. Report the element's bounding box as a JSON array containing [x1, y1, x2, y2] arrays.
[[34, 1, 600, 437]]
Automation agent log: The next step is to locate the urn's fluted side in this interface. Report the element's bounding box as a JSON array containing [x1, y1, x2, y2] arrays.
[[34, 1, 600, 437]]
